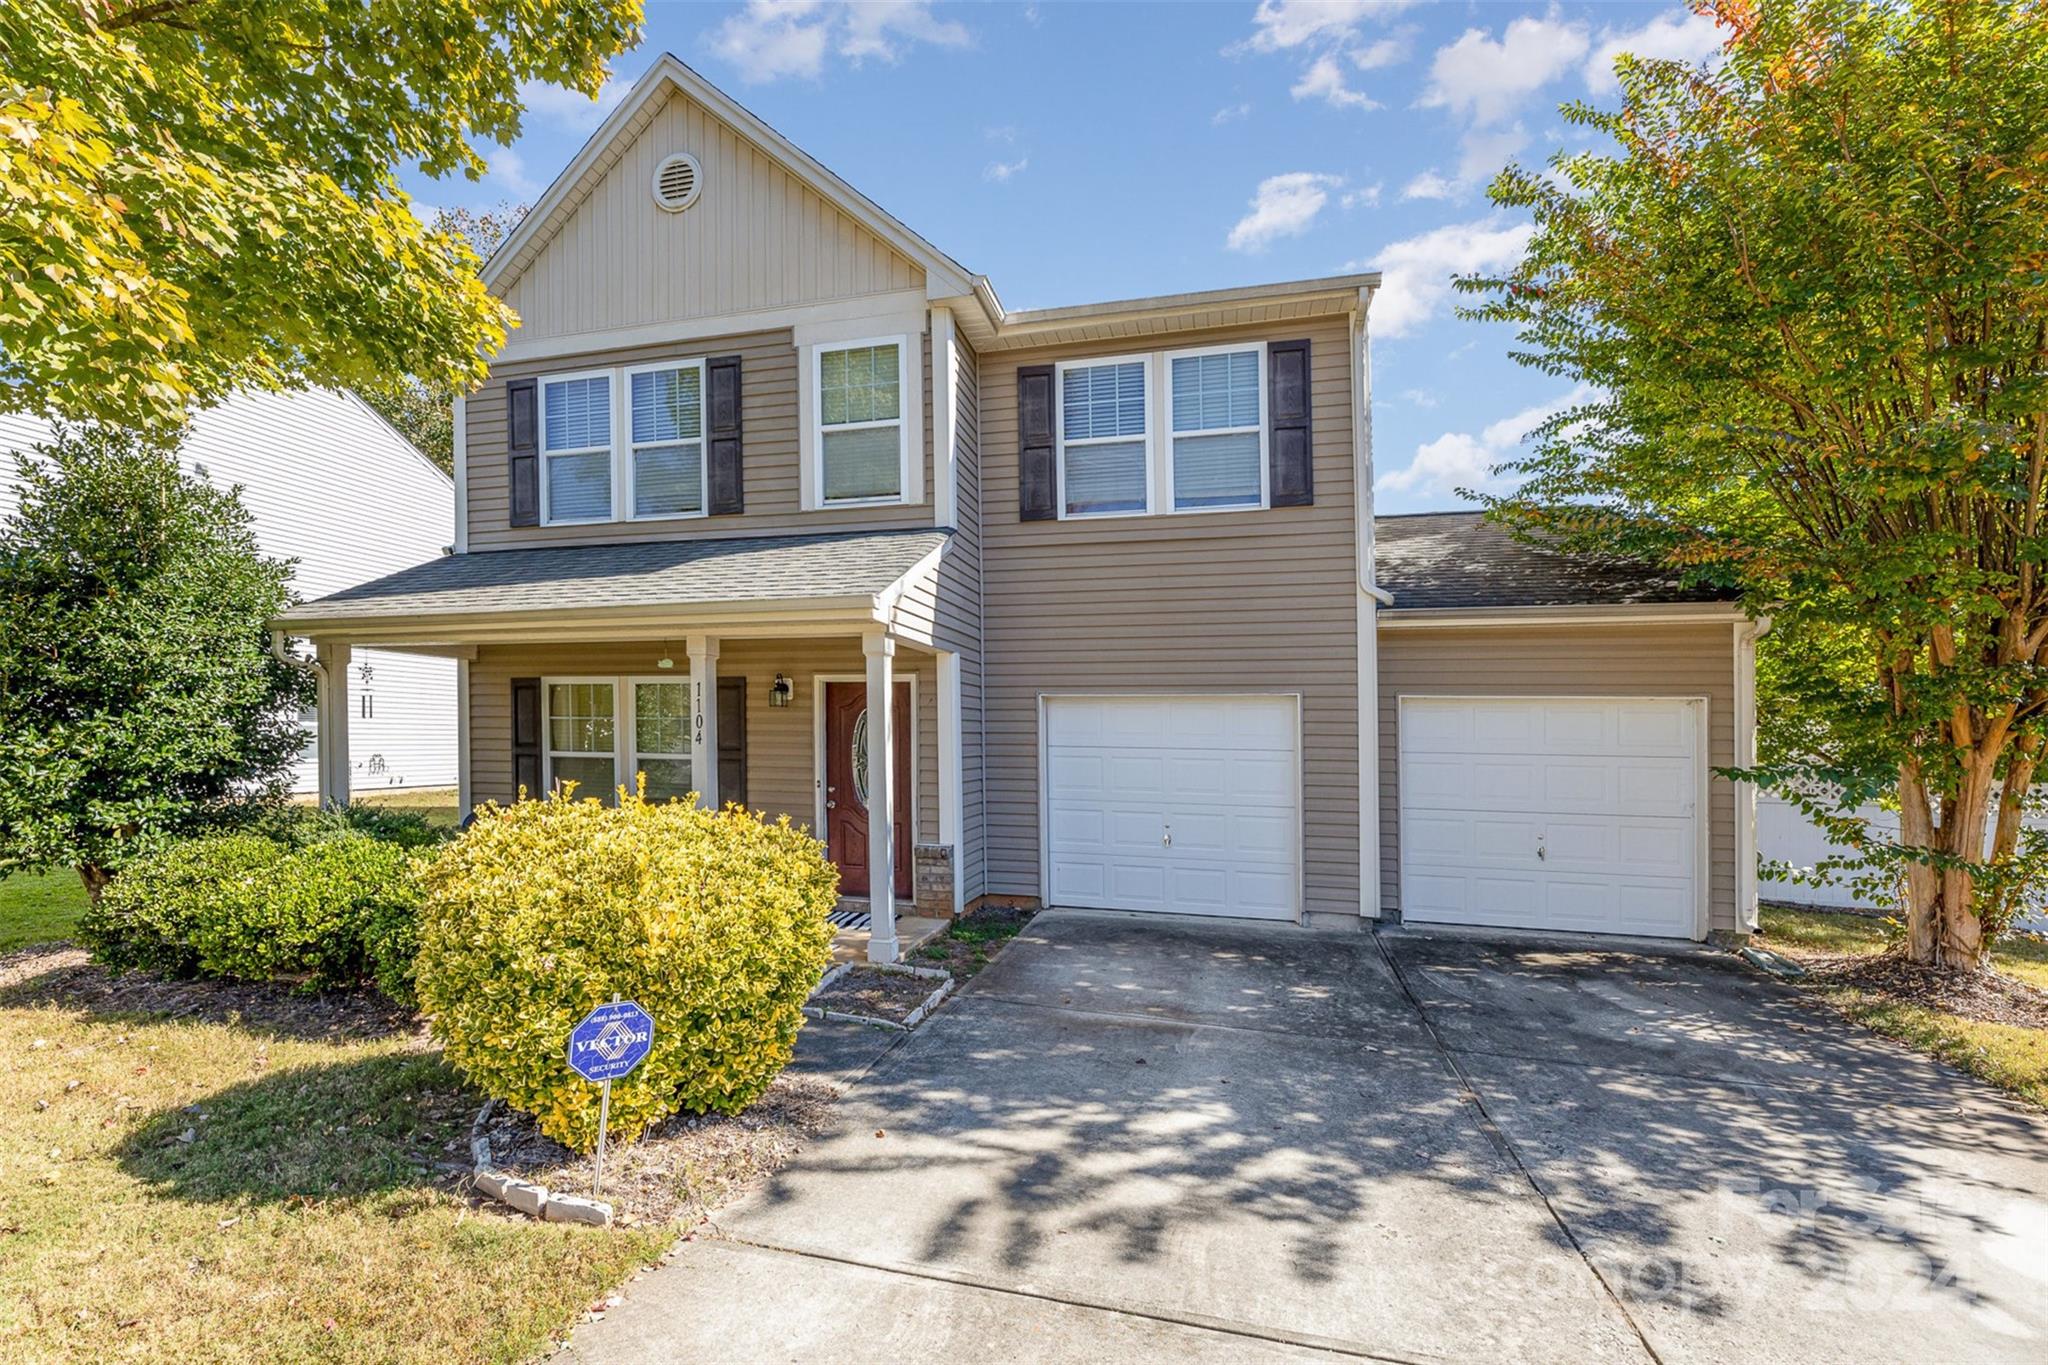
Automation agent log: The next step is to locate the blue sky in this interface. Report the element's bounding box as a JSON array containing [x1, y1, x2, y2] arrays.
[[403, 1, 1723, 514]]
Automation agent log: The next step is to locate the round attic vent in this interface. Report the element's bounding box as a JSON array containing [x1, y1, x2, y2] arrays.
[[651, 153, 702, 212]]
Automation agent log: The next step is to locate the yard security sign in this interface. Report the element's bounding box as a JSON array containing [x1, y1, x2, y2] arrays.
[[567, 999, 654, 1196]]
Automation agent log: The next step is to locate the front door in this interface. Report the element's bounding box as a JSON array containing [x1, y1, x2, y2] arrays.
[[825, 680, 912, 898]]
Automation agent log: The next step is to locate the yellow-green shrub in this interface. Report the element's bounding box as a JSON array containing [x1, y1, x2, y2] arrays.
[[412, 789, 838, 1151]]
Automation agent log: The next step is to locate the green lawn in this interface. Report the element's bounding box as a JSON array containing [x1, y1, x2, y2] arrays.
[[2, 957, 665, 1362], [0, 868, 89, 951], [349, 787, 461, 831], [1758, 905, 2048, 1108]]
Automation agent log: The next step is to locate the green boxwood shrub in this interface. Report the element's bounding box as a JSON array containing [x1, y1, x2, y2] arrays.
[[413, 790, 838, 1152], [79, 830, 423, 992]]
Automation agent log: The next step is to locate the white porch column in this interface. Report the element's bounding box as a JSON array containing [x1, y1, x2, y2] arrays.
[[937, 649, 963, 915], [315, 640, 351, 808], [864, 630, 898, 963], [688, 634, 720, 809], [456, 656, 473, 822]]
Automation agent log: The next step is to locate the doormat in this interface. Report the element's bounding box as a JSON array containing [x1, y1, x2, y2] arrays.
[[826, 907, 872, 931]]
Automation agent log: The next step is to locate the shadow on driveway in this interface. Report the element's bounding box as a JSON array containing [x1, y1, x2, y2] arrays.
[[576, 911, 2048, 1364]]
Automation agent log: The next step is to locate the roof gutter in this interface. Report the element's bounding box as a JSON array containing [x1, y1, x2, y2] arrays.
[[1377, 601, 1745, 628]]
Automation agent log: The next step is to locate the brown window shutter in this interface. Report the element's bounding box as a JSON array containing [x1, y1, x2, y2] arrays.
[[1017, 364, 1056, 521], [707, 355, 744, 515], [511, 677, 541, 799], [506, 378, 540, 526], [717, 677, 747, 807], [1267, 339, 1313, 507]]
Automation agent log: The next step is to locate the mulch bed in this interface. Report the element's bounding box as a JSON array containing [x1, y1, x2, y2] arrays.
[[1791, 948, 2048, 1030], [480, 1073, 840, 1226], [911, 906, 1037, 980], [809, 965, 943, 1024], [0, 943, 424, 1044]]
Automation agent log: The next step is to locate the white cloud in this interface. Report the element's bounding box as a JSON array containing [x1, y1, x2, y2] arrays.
[[485, 148, 539, 198], [1244, 0, 1416, 53], [1421, 13, 1590, 127], [517, 75, 630, 131], [1366, 216, 1534, 338], [1212, 101, 1253, 125], [1227, 172, 1341, 253], [710, 0, 968, 84], [1240, 1, 1415, 115], [1455, 121, 1530, 186], [1585, 9, 1725, 94], [1400, 387, 1438, 409], [983, 156, 1028, 183], [1399, 169, 1455, 201], [1292, 54, 1379, 111], [1342, 182, 1383, 210], [1377, 384, 1597, 497]]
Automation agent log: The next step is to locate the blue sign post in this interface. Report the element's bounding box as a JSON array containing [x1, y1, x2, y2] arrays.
[[567, 998, 654, 1196]]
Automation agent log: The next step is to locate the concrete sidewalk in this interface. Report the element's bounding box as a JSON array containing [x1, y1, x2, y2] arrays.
[[565, 911, 2048, 1363]]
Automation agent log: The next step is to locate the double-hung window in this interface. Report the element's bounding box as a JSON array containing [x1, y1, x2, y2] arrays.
[[630, 679, 691, 802], [538, 360, 710, 525], [626, 361, 706, 519], [1167, 345, 1265, 511], [541, 374, 613, 524], [545, 680, 617, 798], [1057, 359, 1150, 517], [544, 677, 695, 804], [815, 338, 906, 504]]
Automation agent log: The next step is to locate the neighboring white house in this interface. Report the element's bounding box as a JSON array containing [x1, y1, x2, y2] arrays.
[[0, 389, 459, 795]]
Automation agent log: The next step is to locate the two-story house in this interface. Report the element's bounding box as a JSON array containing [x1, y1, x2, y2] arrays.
[[279, 56, 1762, 960]]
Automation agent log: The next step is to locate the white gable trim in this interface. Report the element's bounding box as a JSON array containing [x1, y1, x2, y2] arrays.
[[483, 54, 975, 302]]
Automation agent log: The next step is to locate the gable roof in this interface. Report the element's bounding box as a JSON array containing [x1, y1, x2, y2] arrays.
[[483, 54, 976, 303], [1373, 512, 1737, 612]]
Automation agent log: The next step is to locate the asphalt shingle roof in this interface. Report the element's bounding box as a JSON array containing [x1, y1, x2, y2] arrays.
[[278, 527, 949, 623], [1374, 511, 1732, 611]]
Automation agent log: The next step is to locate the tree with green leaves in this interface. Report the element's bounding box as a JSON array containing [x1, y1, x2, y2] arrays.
[[1, 0, 638, 432], [0, 426, 311, 898], [1472, 0, 2048, 968], [361, 203, 527, 474]]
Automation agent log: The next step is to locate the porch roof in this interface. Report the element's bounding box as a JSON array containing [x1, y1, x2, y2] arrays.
[[274, 527, 949, 638]]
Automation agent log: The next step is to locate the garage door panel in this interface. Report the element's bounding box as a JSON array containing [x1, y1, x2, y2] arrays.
[[1400, 698, 1700, 940], [1046, 696, 1300, 920]]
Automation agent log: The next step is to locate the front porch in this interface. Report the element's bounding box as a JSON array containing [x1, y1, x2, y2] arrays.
[[273, 530, 970, 963]]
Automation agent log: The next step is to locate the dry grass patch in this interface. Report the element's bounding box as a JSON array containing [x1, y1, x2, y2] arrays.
[[1757, 906, 2048, 1110], [0, 947, 665, 1364]]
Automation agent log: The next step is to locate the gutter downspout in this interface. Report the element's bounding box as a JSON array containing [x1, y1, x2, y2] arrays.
[[1734, 614, 1773, 934], [1354, 289, 1386, 922]]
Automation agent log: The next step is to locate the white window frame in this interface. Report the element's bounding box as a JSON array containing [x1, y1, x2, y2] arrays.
[[620, 358, 711, 524], [537, 359, 713, 527], [805, 332, 920, 509], [1162, 340, 1270, 515], [541, 676, 622, 799], [543, 673, 699, 804], [625, 674, 693, 802], [538, 368, 618, 527], [1053, 354, 1156, 520]]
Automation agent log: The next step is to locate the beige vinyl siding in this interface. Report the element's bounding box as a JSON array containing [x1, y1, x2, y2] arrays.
[[470, 638, 940, 845], [501, 89, 921, 345], [951, 332, 987, 902], [466, 328, 935, 551], [979, 316, 1361, 917], [1377, 622, 1740, 933]]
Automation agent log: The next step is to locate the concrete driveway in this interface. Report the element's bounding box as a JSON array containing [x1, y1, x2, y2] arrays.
[[568, 910, 2048, 1363]]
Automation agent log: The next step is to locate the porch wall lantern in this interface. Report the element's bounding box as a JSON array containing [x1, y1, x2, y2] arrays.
[[768, 674, 794, 708]]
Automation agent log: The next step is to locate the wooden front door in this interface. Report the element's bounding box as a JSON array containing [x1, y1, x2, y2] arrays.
[[824, 680, 912, 898]]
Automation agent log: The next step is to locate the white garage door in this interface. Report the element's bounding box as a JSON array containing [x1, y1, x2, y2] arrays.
[[1399, 698, 1702, 939], [1045, 695, 1299, 920]]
